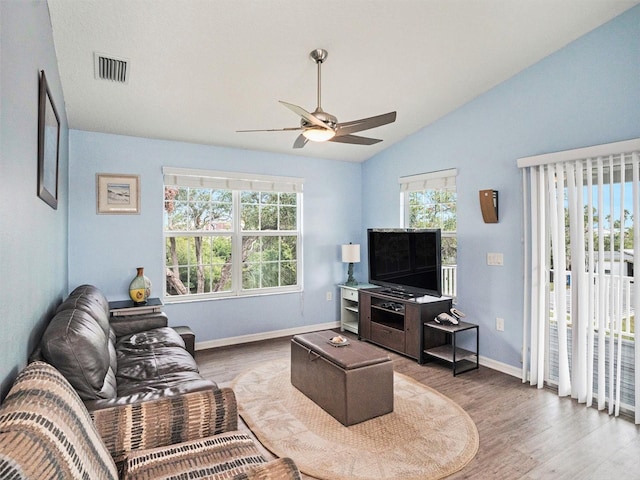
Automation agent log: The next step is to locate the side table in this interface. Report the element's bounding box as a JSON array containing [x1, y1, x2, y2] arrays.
[[109, 297, 163, 316], [421, 320, 479, 376], [338, 283, 377, 334]]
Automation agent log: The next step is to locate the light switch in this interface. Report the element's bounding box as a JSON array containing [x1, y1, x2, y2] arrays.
[[487, 253, 504, 266]]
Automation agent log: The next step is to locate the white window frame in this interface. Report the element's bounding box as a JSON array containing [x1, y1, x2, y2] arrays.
[[163, 167, 304, 302], [399, 169, 458, 298], [399, 168, 457, 236]]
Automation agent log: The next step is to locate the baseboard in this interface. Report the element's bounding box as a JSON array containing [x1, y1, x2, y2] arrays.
[[479, 355, 522, 379], [195, 322, 341, 350], [196, 324, 524, 380]]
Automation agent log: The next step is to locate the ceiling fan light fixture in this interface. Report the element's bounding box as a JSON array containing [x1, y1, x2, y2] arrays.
[[302, 127, 335, 142], [238, 48, 396, 149]]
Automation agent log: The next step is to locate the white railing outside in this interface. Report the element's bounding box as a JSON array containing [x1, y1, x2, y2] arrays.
[[550, 270, 635, 339], [442, 265, 457, 298]]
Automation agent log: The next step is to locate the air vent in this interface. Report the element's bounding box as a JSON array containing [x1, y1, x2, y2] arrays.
[[94, 53, 129, 83]]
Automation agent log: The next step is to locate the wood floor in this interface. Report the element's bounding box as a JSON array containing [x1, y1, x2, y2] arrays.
[[195, 330, 640, 480]]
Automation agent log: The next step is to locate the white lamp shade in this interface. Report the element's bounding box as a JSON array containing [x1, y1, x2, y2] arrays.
[[341, 244, 360, 263]]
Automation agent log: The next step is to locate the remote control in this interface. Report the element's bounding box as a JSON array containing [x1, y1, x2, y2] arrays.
[[435, 312, 459, 325], [450, 307, 466, 319]]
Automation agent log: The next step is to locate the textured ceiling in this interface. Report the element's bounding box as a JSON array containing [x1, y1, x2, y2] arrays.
[[47, 0, 639, 163]]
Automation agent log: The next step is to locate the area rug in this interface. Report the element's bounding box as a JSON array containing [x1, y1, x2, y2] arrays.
[[231, 359, 479, 480]]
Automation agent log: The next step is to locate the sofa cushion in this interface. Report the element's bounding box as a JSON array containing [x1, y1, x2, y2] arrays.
[[122, 432, 301, 480], [0, 361, 118, 480], [116, 345, 200, 385], [116, 326, 187, 351], [122, 432, 267, 479], [56, 284, 111, 337], [85, 376, 219, 411], [115, 327, 203, 394], [110, 312, 169, 337], [90, 388, 239, 461], [41, 308, 114, 400]]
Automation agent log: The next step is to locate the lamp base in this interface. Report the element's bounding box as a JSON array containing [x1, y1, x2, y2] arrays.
[[345, 262, 358, 286]]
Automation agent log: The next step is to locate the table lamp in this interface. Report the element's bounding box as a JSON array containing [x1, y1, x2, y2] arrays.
[[341, 243, 360, 286]]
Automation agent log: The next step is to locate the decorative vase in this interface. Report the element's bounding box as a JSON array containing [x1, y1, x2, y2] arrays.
[[129, 267, 152, 304]]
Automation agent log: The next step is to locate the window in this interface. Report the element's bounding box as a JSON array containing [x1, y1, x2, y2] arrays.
[[163, 167, 303, 300], [399, 169, 457, 297]]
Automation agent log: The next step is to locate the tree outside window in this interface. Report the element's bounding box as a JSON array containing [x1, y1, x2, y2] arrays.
[[408, 189, 457, 266], [164, 185, 300, 299]]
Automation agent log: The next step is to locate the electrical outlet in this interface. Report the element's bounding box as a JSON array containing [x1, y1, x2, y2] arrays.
[[496, 317, 505, 331], [326, 291, 332, 301], [487, 253, 504, 266]]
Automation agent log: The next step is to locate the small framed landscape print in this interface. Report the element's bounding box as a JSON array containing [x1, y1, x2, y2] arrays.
[[37, 70, 60, 210], [96, 173, 140, 214]]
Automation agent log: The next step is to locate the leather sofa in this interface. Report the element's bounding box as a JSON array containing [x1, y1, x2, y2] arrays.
[[33, 284, 215, 411], [8, 285, 302, 478]]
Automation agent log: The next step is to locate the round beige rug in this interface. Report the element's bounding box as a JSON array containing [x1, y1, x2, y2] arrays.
[[232, 359, 479, 480]]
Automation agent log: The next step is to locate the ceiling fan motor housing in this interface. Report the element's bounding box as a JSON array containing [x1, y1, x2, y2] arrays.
[[301, 109, 337, 130]]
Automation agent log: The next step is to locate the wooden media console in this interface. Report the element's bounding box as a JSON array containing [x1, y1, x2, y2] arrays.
[[358, 288, 452, 361]]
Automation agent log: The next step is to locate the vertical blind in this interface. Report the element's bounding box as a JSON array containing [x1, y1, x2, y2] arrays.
[[518, 138, 640, 423]]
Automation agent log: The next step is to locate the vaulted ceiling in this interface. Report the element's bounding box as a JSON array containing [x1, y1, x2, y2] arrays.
[[47, 0, 639, 162]]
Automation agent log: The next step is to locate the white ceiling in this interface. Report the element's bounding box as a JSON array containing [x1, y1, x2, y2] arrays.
[[47, 0, 639, 163]]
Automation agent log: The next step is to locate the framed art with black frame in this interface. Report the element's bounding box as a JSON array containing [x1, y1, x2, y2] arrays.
[[37, 70, 60, 210]]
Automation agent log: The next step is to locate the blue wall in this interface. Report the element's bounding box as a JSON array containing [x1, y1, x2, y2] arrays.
[[68, 5, 640, 368], [2, 3, 639, 397], [0, 0, 69, 398], [68, 131, 361, 343], [362, 5, 640, 369]]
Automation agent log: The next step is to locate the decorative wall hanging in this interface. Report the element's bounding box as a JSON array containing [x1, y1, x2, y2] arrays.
[[37, 70, 60, 210], [96, 173, 140, 214], [479, 189, 499, 223]]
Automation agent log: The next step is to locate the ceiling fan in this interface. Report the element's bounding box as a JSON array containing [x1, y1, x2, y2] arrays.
[[238, 49, 396, 149]]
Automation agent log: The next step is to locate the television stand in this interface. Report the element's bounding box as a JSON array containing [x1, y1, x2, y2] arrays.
[[358, 288, 452, 361]]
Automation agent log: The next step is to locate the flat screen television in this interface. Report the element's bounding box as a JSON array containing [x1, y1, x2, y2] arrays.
[[367, 228, 442, 298]]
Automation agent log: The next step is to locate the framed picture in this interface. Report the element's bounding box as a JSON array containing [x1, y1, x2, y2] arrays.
[[37, 70, 60, 210], [96, 173, 140, 214]]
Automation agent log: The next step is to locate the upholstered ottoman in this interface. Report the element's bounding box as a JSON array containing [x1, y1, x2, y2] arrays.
[[291, 330, 393, 426]]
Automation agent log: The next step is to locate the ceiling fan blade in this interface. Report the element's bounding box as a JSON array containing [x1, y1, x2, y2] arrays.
[[237, 127, 303, 133], [335, 111, 396, 136], [328, 134, 383, 146], [279, 101, 332, 130], [293, 134, 308, 149]]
